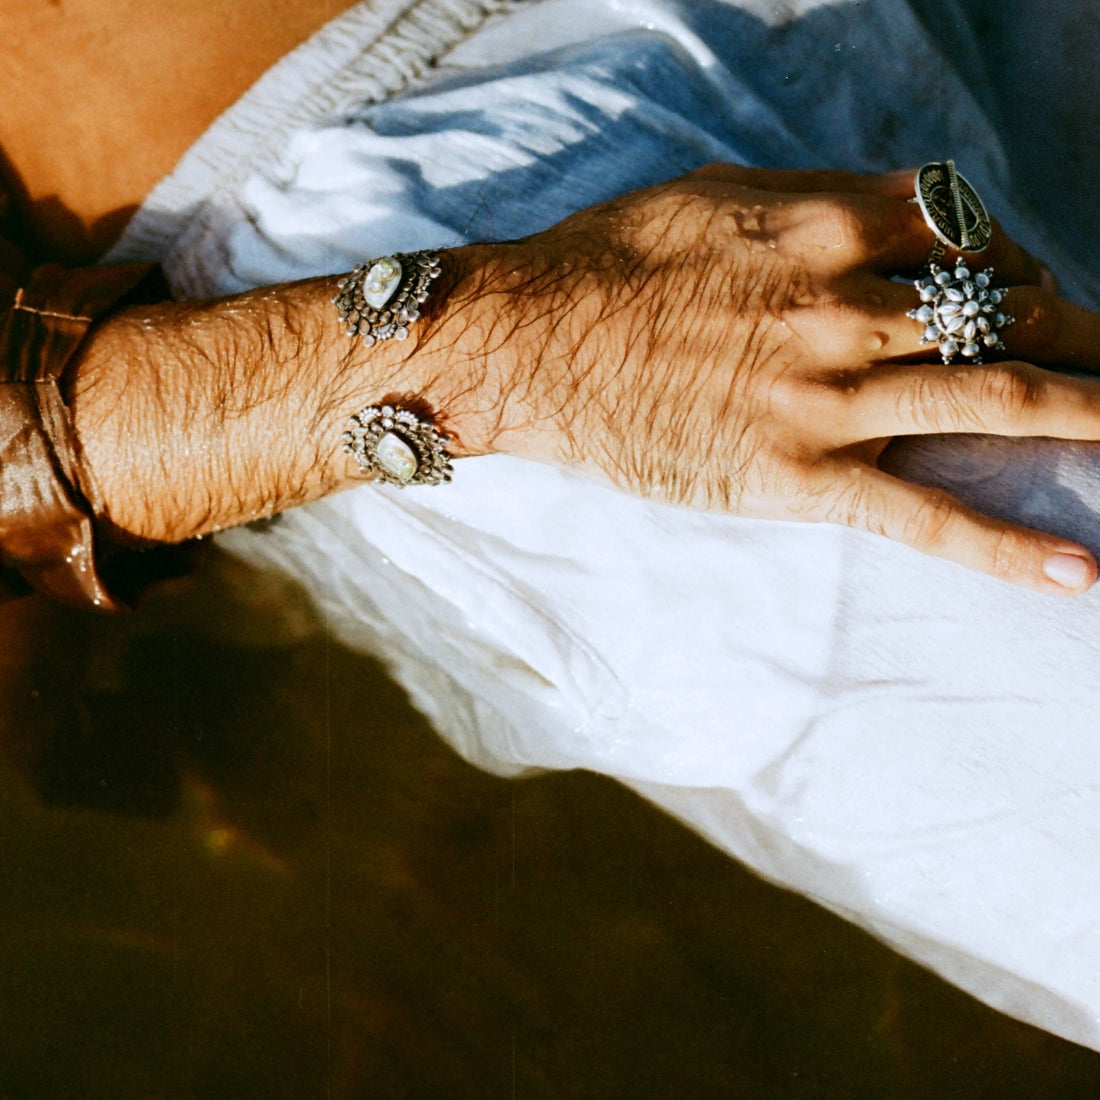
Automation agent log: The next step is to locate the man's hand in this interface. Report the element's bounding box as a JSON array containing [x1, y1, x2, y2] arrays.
[[69, 166, 1100, 595], [487, 166, 1100, 593]]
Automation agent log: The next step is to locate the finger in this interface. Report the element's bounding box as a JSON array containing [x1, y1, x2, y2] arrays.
[[840, 165, 1047, 285], [689, 163, 1049, 286], [845, 359, 1100, 440], [993, 285, 1100, 371], [815, 462, 1096, 594], [899, 283, 1100, 370], [689, 163, 913, 195], [814, 276, 1100, 370], [856, 198, 1045, 286], [777, 194, 1043, 288]]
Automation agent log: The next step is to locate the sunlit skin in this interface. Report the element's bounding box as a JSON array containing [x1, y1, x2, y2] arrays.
[[6, 2, 1100, 594]]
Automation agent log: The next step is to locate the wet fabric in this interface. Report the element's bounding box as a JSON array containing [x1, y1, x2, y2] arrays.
[[109, 0, 1100, 1050]]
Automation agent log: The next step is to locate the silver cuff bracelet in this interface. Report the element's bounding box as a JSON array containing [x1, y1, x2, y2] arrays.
[[333, 251, 442, 345], [334, 251, 454, 486], [343, 404, 454, 487]]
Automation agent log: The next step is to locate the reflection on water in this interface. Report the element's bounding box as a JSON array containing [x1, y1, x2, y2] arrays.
[[0, 550, 1097, 1097]]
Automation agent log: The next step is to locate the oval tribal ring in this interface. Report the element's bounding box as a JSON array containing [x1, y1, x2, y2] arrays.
[[912, 161, 992, 265], [908, 261, 1014, 364]]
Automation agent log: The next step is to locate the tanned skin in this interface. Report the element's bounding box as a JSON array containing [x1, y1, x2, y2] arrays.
[[6, 3, 1100, 593]]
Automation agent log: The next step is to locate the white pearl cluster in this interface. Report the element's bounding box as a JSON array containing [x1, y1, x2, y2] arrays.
[[908, 262, 1013, 364]]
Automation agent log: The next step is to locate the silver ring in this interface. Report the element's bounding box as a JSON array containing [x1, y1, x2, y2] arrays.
[[907, 262, 1014, 364], [913, 161, 992, 257]]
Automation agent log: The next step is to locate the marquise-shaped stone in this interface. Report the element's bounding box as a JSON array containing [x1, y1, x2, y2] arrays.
[[364, 258, 403, 309], [376, 431, 419, 482]]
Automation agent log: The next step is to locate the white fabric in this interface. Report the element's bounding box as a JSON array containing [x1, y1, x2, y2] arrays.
[[110, 0, 1100, 1049]]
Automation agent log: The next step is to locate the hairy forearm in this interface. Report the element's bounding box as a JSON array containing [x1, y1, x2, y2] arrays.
[[23, 164, 1100, 597], [66, 243, 546, 544], [64, 206, 751, 547]]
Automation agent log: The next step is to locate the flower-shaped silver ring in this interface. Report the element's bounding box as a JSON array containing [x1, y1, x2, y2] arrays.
[[907, 262, 1014, 365]]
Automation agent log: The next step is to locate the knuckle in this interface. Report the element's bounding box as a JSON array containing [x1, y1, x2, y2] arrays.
[[782, 461, 835, 519], [901, 490, 960, 550], [784, 196, 872, 260], [978, 363, 1043, 421], [987, 528, 1029, 580], [811, 293, 876, 331], [816, 468, 881, 532], [843, 484, 881, 534], [785, 286, 881, 364], [762, 367, 804, 414], [766, 367, 847, 429], [805, 196, 871, 251]]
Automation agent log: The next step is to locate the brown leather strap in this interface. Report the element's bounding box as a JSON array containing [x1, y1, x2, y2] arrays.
[[0, 260, 169, 609]]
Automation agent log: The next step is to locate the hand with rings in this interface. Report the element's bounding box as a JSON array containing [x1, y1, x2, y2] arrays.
[[488, 163, 1100, 594]]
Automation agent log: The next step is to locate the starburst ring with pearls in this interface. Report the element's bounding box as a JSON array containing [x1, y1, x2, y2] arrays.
[[908, 261, 1014, 365]]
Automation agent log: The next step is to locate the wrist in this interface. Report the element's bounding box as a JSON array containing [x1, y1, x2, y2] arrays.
[[70, 283, 369, 544], [65, 244, 549, 544], [433, 238, 598, 469]]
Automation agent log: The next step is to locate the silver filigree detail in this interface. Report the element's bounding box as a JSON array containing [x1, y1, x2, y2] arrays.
[[914, 161, 992, 254], [342, 404, 454, 487], [332, 251, 443, 345], [908, 261, 1014, 365]]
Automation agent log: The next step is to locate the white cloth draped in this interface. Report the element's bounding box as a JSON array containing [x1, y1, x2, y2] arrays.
[[109, 0, 1100, 1050]]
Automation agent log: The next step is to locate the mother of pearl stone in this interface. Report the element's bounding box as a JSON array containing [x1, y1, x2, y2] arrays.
[[364, 257, 402, 309], [376, 431, 419, 482]]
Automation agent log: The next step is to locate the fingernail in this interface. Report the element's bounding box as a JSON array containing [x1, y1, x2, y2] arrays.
[[1043, 552, 1093, 590], [1040, 266, 1059, 294]]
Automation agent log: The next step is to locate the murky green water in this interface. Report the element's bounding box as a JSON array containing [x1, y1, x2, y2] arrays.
[[0, 551, 1096, 1097]]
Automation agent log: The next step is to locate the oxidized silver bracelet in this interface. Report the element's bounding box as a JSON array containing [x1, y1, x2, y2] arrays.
[[333, 250, 442, 345], [342, 403, 454, 487], [334, 250, 454, 487]]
